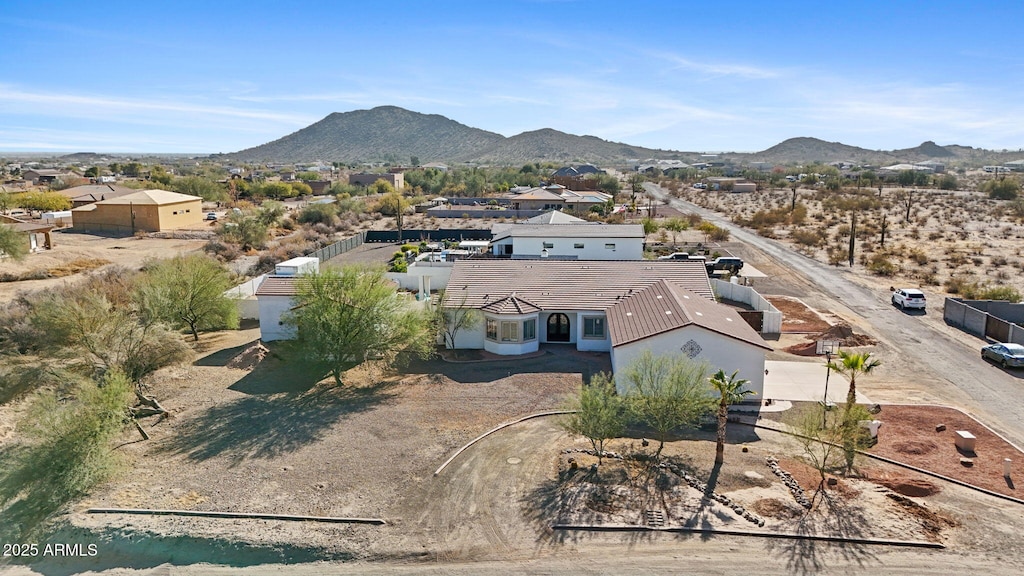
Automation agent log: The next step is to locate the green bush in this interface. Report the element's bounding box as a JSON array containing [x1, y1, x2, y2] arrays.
[[867, 254, 898, 276], [391, 259, 408, 273]]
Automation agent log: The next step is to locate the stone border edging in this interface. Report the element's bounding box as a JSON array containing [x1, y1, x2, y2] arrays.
[[434, 410, 576, 476], [551, 524, 944, 549], [86, 508, 386, 525], [748, 419, 1024, 507]]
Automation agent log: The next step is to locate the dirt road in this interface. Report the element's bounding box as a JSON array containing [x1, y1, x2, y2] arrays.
[[646, 183, 1024, 448]]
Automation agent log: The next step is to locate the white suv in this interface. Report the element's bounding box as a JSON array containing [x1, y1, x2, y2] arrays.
[[891, 288, 926, 310]]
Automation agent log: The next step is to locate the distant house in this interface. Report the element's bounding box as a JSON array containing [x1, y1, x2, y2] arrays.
[[504, 184, 612, 213], [441, 260, 768, 398], [421, 162, 449, 172], [705, 177, 756, 193], [349, 172, 405, 190], [22, 169, 68, 185], [55, 184, 138, 207], [552, 164, 603, 178], [490, 222, 644, 260], [307, 180, 333, 195], [70, 189, 203, 233], [506, 186, 566, 211]]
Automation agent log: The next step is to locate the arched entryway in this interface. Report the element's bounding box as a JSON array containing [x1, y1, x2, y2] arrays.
[[547, 313, 570, 342]]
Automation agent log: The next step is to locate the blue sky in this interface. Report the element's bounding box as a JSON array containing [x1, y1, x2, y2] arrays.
[[2, 0, 1023, 155]]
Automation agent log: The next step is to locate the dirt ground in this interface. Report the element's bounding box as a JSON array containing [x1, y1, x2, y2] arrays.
[[676, 185, 1024, 304], [4, 326, 1017, 574], [0, 230, 207, 302]]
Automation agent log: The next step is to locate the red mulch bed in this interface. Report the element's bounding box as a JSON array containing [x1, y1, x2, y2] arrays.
[[866, 405, 1023, 498], [765, 295, 832, 333]]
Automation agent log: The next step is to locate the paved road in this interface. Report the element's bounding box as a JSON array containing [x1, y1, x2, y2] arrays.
[[646, 183, 1024, 448]]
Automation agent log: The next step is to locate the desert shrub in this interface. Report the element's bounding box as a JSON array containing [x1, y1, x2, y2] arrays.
[[991, 255, 1008, 267], [976, 286, 1022, 302], [203, 239, 242, 262], [280, 217, 296, 231], [311, 222, 334, 238], [907, 248, 929, 266], [708, 226, 730, 242], [981, 178, 1020, 200], [791, 229, 825, 247], [867, 253, 898, 276], [296, 203, 338, 225], [944, 275, 975, 296]]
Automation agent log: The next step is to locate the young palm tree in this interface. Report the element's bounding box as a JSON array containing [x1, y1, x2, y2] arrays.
[[709, 369, 753, 465], [826, 350, 882, 473]]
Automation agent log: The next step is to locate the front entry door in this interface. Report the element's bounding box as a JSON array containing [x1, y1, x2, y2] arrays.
[[547, 313, 570, 342]]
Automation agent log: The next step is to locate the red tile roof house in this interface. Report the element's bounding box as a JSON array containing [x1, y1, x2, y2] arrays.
[[442, 260, 769, 397]]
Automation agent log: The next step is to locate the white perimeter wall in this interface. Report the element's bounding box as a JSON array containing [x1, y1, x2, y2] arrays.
[[386, 261, 454, 291], [612, 326, 765, 399]]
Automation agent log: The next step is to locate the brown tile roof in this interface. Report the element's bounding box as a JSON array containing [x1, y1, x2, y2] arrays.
[[254, 276, 301, 296], [481, 293, 542, 314], [53, 184, 136, 199], [607, 280, 770, 350], [443, 260, 713, 312]]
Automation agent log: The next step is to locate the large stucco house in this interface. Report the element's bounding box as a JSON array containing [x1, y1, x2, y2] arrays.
[[442, 260, 770, 397], [489, 223, 644, 260]]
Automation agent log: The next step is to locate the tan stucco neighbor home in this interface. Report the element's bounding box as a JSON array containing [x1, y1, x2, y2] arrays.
[[442, 259, 770, 397], [71, 189, 203, 233]]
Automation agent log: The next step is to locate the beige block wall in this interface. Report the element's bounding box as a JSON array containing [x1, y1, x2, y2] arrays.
[[155, 200, 203, 230], [74, 199, 202, 233]]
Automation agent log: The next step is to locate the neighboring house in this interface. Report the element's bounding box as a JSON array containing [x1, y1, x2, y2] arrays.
[[442, 260, 768, 397], [70, 189, 203, 233], [254, 257, 321, 342], [21, 169, 68, 184], [0, 215, 54, 252], [560, 189, 613, 213], [505, 184, 613, 213], [307, 180, 333, 195], [489, 223, 644, 260], [55, 184, 138, 207], [349, 172, 405, 190], [706, 177, 756, 193], [552, 164, 603, 178], [421, 162, 449, 172], [506, 186, 565, 211]]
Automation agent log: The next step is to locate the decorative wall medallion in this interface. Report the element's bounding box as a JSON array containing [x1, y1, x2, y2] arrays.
[[681, 339, 702, 358]]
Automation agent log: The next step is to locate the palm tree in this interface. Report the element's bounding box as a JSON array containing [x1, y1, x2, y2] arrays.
[[709, 370, 753, 465], [826, 350, 881, 473]]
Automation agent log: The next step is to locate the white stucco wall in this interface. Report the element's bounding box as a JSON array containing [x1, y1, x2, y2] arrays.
[[611, 326, 765, 399], [493, 236, 643, 260], [257, 295, 296, 341], [447, 313, 485, 349], [576, 311, 612, 352], [386, 261, 454, 291]]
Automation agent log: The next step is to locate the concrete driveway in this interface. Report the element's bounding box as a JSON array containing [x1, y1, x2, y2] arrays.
[[763, 360, 871, 405]]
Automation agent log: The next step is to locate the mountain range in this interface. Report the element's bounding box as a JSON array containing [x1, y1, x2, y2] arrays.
[[218, 106, 1022, 167]]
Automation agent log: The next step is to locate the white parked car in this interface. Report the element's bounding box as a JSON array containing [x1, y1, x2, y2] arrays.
[[891, 288, 926, 310]]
